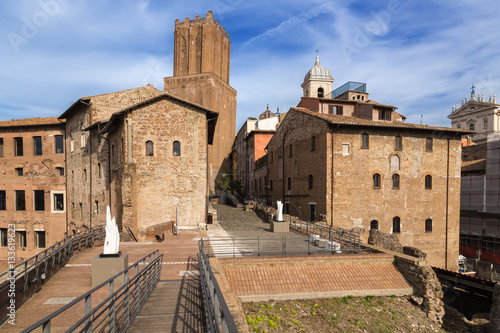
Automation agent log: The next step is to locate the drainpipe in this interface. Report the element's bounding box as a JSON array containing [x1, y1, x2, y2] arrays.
[[330, 124, 339, 227], [264, 147, 269, 207], [89, 128, 92, 231], [60, 120, 68, 236], [282, 132, 286, 206], [445, 131, 460, 270]]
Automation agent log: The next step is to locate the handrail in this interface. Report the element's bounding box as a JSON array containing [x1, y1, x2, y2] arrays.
[[21, 250, 162, 333], [0, 226, 105, 324], [199, 239, 238, 333]]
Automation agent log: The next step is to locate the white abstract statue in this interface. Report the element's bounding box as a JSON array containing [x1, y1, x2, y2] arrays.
[[103, 206, 120, 255], [276, 201, 283, 222]]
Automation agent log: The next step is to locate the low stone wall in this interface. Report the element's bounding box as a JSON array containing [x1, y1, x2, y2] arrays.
[[368, 229, 403, 253], [395, 256, 445, 325], [490, 283, 500, 333], [137, 221, 174, 242]]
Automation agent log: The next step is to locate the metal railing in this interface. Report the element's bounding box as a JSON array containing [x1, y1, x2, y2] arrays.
[[289, 219, 362, 253], [0, 226, 105, 323], [21, 250, 162, 333], [199, 240, 238, 333]]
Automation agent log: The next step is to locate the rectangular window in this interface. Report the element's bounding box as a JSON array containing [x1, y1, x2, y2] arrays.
[[95, 200, 99, 214], [16, 230, 27, 248], [54, 193, 64, 211], [84, 169, 87, 182], [33, 136, 42, 155], [56, 167, 64, 176], [36, 231, 46, 248], [310, 204, 316, 222], [71, 203, 75, 219], [342, 143, 350, 156], [55, 135, 64, 153], [0, 228, 7, 247], [285, 202, 290, 215], [79, 203, 83, 220], [14, 137, 23, 156], [16, 168, 23, 176], [395, 136, 402, 151], [426, 138, 433, 152], [361, 133, 369, 149], [34, 190, 45, 211], [329, 105, 343, 115], [425, 219, 433, 233], [15, 190, 25, 211], [0, 138, 3, 157], [81, 133, 86, 148], [0, 190, 5, 210], [97, 163, 101, 178]]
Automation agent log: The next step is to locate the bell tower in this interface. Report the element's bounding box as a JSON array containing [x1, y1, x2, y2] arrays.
[[165, 11, 237, 192]]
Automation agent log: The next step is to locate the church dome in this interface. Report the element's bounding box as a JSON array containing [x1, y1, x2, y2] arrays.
[[259, 105, 276, 119], [303, 55, 333, 83]]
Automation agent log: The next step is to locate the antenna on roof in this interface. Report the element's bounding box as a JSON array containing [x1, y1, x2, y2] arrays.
[[420, 114, 423, 125]]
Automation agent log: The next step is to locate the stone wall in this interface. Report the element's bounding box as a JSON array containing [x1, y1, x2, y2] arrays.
[[368, 229, 403, 253], [490, 282, 500, 333], [395, 256, 445, 325]]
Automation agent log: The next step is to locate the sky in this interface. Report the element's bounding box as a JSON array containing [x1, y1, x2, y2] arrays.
[[1, 0, 499, 130]]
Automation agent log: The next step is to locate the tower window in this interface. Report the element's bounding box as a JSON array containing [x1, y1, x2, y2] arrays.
[[146, 141, 154, 156], [173, 141, 181, 156], [373, 173, 381, 189], [54, 193, 64, 211], [425, 219, 433, 232], [361, 133, 369, 149], [56, 167, 64, 176], [393, 216, 401, 233], [425, 175, 432, 189], [308, 174, 313, 189], [16, 168, 23, 176], [310, 203, 316, 221], [0, 138, 3, 157], [289, 143, 293, 157], [0, 190, 5, 210], [469, 123, 475, 131], [36, 231, 46, 248], [311, 136, 316, 151], [370, 220, 378, 230], [287, 177, 291, 191], [16, 231, 27, 248], [392, 174, 400, 189], [317, 87, 324, 98]]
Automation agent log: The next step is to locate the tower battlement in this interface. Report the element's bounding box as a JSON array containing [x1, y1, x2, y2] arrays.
[[174, 11, 229, 39]]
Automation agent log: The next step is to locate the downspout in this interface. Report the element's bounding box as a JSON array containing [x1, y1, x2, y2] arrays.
[[61, 120, 68, 236], [330, 124, 340, 227], [264, 147, 269, 206], [445, 131, 460, 270], [282, 131, 286, 206]]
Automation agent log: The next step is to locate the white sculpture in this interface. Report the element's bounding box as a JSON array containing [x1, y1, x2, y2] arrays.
[[276, 201, 283, 222], [103, 206, 120, 255]]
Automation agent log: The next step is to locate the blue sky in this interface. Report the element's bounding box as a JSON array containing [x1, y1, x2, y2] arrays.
[[1, 0, 499, 130]]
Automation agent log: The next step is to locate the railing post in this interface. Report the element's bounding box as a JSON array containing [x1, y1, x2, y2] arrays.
[[85, 294, 92, 333], [108, 280, 116, 333], [124, 270, 130, 329], [42, 320, 51, 333]]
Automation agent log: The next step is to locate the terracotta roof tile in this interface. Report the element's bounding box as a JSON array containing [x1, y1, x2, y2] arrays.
[[0, 117, 64, 128], [292, 107, 473, 134]]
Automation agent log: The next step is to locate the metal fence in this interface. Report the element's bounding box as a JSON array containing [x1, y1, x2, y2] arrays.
[[21, 250, 162, 333], [289, 219, 362, 253], [199, 239, 238, 333], [0, 226, 105, 323]]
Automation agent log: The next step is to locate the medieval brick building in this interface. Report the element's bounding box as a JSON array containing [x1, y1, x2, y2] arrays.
[[0, 118, 66, 265]]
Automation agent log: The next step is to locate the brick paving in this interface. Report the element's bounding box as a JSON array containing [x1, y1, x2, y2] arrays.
[[212, 204, 271, 234], [0, 232, 204, 332]]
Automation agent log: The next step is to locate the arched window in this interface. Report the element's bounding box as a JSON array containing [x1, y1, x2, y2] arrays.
[[469, 123, 475, 131], [373, 173, 381, 189], [392, 174, 400, 189], [173, 141, 181, 156], [425, 219, 433, 232], [393, 216, 401, 233], [287, 177, 292, 191], [390, 155, 400, 171], [146, 141, 154, 156], [395, 136, 402, 151], [311, 136, 316, 151], [317, 87, 324, 98], [370, 220, 378, 230], [308, 174, 313, 189], [425, 175, 432, 189], [425, 138, 433, 152], [361, 133, 369, 149]]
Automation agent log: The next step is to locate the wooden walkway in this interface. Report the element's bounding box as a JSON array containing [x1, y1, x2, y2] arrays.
[[129, 276, 206, 333]]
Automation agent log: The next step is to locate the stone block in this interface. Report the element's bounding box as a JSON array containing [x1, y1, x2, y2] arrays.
[[91, 253, 128, 287], [271, 221, 289, 233]]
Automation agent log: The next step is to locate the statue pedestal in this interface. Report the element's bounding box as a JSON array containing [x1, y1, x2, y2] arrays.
[[271, 221, 289, 233], [91, 253, 128, 287]]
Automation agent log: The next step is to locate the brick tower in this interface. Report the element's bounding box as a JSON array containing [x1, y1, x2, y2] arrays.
[[164, 11, 237, 193]]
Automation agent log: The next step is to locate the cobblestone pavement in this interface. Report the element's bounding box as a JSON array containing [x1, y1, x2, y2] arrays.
[[212, 204, 271, 234]]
